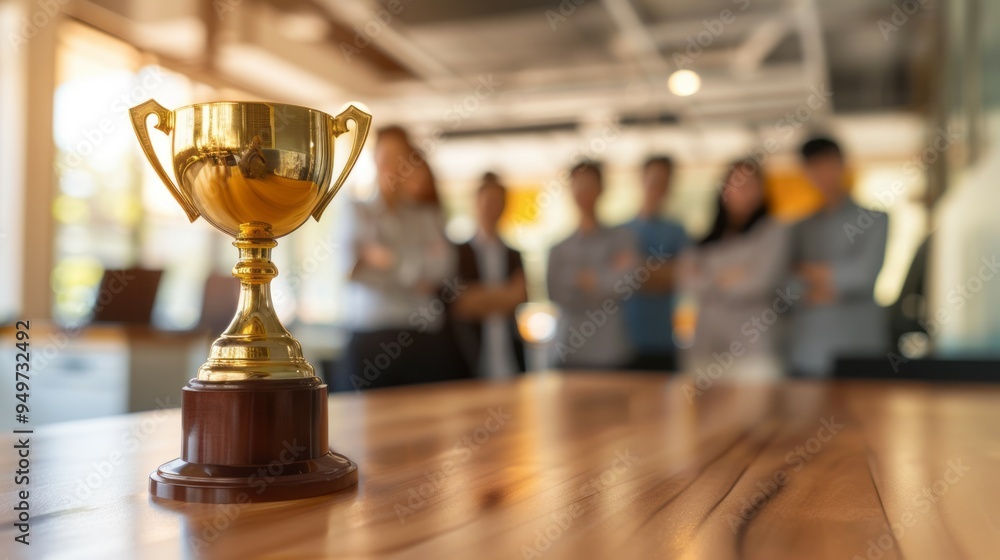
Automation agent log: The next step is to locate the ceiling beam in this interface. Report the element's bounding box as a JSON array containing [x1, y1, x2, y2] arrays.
[[368, 63, 818, 128], [316, 0, 464, 92], [730, 15, 792, 77], [599, 0, 669, 77], [647, 12, 776, 47], [793, 0, 831, 111]]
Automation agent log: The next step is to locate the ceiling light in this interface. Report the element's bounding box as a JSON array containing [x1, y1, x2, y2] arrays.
[[668, 70, 701, 97]]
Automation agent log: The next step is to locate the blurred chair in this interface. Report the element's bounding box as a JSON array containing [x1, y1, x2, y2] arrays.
[[198, 273, 241, 334], [90, 268, 163, 325], [319, 359, 341, 390]]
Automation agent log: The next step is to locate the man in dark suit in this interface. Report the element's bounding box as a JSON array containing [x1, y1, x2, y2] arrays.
[[451, 173, 528, 378]]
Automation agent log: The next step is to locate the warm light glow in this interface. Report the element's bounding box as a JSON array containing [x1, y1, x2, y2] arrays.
[[668, 70, 701, 97], [516, 303, 558, 344], [672, 296, 697, 349], [445, 215, 477, 244], [276, 12, 330, 43], [899, 331, 930, 359]]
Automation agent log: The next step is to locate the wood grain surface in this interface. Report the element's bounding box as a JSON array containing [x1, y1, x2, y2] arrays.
[[2, 373, 998, 559]]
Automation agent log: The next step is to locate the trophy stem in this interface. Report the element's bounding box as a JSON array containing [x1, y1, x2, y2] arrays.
[[197, 222, 315, 381]]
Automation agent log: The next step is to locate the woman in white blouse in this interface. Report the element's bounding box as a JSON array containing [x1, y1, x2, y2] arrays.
[[340, 126, 466, 390]]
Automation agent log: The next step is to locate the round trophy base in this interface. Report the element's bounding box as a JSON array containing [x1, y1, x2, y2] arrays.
[[149, 452, 358, 504], [149, 377, 358, 504]]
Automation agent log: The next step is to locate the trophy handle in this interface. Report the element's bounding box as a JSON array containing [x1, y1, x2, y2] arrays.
[[312, 105, 372, 221], [128, 99, 200, 222]]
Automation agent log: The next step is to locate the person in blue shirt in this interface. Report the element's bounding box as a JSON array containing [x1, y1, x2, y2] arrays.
[[623, 156, 689, 371]]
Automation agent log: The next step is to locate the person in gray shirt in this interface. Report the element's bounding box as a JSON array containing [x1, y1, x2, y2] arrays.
[[547, 161, 637, 369], [787, 137, 889, 377]]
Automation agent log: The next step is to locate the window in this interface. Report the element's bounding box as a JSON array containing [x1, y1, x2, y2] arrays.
[[51, 21, 362, 329]]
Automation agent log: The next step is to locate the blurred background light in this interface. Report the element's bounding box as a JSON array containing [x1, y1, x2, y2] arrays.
[[668, 70, 701, 97], [516, 302, 558, 345]]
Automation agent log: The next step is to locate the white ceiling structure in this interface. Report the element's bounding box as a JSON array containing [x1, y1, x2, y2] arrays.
[[67, 0, 933, 139]]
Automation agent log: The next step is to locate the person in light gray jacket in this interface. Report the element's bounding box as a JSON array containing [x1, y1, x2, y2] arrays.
[[786, 137, 889, 377], [547, 161, 638, 370], [679, 159, 792, 382]]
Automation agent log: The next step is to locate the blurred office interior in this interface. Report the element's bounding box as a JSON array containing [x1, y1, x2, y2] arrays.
[[1, 0, 999, 424]]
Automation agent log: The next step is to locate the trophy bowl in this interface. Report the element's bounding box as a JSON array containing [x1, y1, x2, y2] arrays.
[[130, 99, 370, 236], [129, 99, 371, 503]]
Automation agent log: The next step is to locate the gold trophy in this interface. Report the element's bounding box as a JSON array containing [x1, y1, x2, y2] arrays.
[[129, 99, 371, 503]]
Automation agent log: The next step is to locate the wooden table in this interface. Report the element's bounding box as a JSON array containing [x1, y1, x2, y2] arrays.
[[2, 373, 998, 559]]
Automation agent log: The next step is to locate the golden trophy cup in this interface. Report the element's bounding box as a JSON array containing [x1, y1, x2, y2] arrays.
[[129, 99, 371, 503]]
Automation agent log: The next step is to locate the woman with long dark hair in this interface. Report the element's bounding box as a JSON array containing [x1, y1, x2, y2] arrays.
[[678, 159, 791, 381], [340, 126, 468, 390]]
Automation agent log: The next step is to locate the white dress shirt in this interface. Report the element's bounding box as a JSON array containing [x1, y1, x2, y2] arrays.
[[471, 231, 518, 379]]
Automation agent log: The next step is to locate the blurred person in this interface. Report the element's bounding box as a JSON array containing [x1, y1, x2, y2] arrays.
[[341, 126, 467, 390], [373, 125, 442, 207], [678, 159, 790, 381], [623, 156, 689, 371], [547, 161, 637, 369], [451, 173, 529, 379], [787, 137, 888, 377]]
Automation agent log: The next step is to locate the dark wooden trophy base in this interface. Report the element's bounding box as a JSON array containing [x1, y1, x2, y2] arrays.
[[149, 377, 357, 504]]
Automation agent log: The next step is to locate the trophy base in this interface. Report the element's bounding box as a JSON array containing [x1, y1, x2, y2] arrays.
[[149, 452, 358, 504], [149, 377, 358, 504]]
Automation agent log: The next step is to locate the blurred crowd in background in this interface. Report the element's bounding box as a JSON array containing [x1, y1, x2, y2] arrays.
[[336, 125, 891, 390]]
